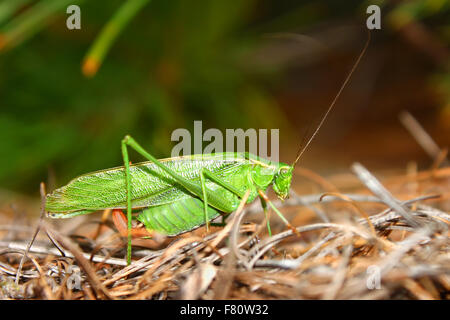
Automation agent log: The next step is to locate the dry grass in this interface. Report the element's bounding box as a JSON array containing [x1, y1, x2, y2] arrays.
[[0, 112, 449, 300], [0, 161, 448, 300]]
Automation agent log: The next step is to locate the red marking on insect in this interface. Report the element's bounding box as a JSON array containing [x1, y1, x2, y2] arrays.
[[112, 209, 152, 238]]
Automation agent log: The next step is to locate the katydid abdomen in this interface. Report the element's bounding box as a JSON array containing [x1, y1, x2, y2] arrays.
[[137, 198, 223, 236]]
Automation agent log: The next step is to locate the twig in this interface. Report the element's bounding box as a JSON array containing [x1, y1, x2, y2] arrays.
[[15, 182, 46, 284], [229, 191, 252, 269], [399, 111, 449, 166], [322, 240, 353, 299], [0, 240, 128, 267], [46, 226, 115, 300], [352, 163, 421, 228]]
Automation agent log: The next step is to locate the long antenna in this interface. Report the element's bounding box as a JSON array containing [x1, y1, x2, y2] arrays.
[[292, 30, 371, 167]]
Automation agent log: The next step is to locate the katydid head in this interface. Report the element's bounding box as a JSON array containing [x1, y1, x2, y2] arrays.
[[273, 165, 293, 200], [251, 162, 293, 200]]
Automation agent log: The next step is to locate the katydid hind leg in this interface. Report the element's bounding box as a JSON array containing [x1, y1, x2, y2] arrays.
[[122, 136, 237, 213], [121, 135, 253, 258], [112, 209, 152, 238], [202, 168, 245, 198], [121, 138, 133, 265]]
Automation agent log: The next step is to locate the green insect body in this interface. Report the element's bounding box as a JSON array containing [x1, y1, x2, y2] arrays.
[[46, 152, 293, 236]]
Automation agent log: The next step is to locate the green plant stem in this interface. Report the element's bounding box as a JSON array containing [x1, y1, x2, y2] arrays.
[[82, 0, 151, 77], [0, 0, 83, 51], [0, 0, 30, 26]]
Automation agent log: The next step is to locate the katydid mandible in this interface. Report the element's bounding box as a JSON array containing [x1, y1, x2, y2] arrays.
[[45, 35, 370, 265]]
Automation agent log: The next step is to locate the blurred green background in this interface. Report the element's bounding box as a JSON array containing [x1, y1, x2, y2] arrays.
[[0, 0, 449, 200]]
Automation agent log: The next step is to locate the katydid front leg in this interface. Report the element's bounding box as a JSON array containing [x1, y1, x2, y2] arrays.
[[259, 194, 272, 237], [257, 190, 301, 237]]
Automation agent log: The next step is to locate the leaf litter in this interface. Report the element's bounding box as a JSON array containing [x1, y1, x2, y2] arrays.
[[0, 112, 449, 300]]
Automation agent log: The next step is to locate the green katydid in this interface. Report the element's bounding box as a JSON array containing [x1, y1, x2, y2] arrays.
[[45, 35, 370, 265], [46, 149, 296, 264]]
